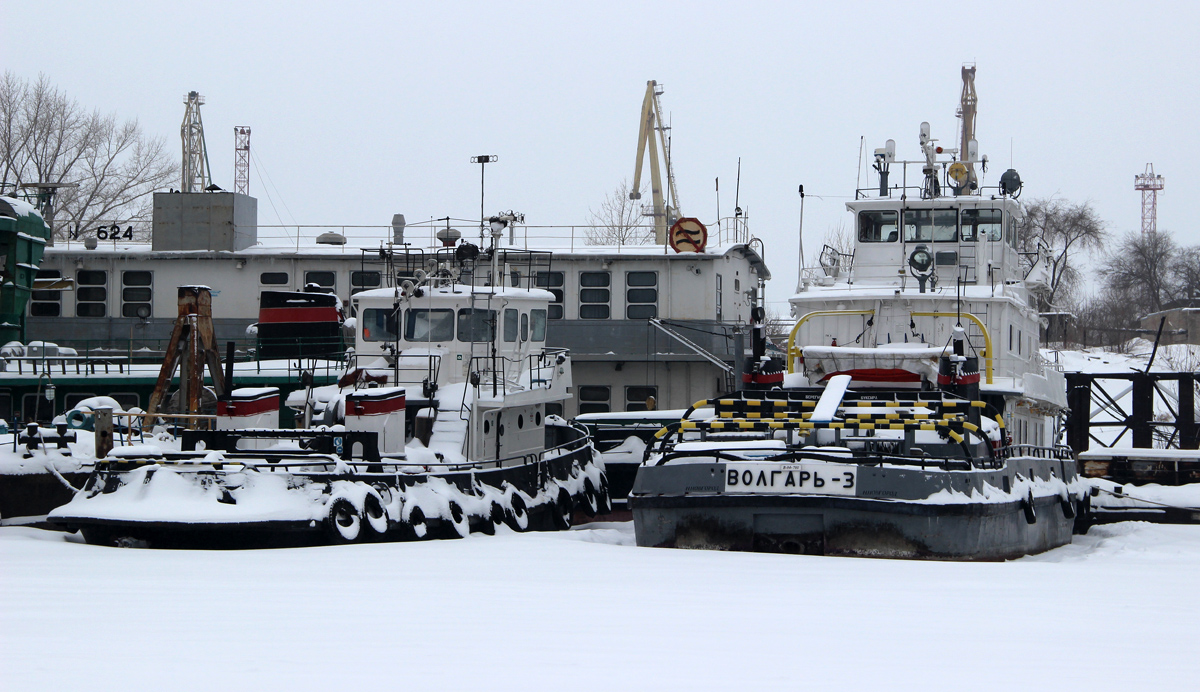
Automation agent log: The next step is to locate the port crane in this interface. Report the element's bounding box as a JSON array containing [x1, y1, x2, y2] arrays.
[[630, 80, 681, 244]]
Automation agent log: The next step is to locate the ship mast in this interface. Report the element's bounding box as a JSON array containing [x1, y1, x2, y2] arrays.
[[956, 64, 979, 194]]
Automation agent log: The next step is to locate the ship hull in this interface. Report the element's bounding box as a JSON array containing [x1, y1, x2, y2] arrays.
[[630, 456, 1083, 560]]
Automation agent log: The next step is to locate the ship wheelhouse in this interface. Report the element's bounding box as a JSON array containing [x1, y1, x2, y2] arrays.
[[789, 122, 1064, 449]]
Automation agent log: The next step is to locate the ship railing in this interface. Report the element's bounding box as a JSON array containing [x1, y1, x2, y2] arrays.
[[853, 159, 1019, 201], [1001, 444, 1075, 461], [96, 420, 592, 474], [1, 338, 350, 380], [385, 353, 441, 387], [465, 348, 567, 396], [76, 219, 751, 254], [650, 447, 999, 472]]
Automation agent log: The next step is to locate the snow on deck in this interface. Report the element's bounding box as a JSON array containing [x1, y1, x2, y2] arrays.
[[2, 522, 1198, 691]]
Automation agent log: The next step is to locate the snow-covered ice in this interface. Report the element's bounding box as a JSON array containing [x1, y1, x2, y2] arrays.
[[2, 521, 1198, 691]]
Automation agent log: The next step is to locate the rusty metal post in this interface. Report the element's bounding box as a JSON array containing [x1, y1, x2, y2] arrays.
[[94, 407, 114, 458]]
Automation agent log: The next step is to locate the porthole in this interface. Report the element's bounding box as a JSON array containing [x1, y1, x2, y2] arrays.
[[535, 412, 542, 426], [518, 414, 524, 429], [484, 419, 490, 434], [498, 424, 505, 437]]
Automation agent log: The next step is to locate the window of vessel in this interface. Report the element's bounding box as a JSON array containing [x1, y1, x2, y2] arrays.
[[362, 307, 401, 342], [961, 209, 1003, 242], [30, 270, 61, 317], [626, 271, 658, 319], [121, 271, 153, 318], [904, 209, 957, 242], [260, 272, 289, 285], [405, 308, 455, 342], [626, 386, 657, 412], [76, 270, 107, 317], [535, 271, 565, 319], [503, 308, 518, 342], [457, 308, 496, 342], [858, 210, 899, 242], [351, 271, 381, 295], [579, 271, 610, 319], [530, 309, 546, 341], [305, 271, 336, 289], [578, 385, 611, 414]]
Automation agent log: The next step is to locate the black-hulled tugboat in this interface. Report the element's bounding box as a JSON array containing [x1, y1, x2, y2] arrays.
[[629, 67, 1084, 559], [50, 225, 607, 547]]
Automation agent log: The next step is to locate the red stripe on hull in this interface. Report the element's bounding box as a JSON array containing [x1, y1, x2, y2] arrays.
[[820, 368, 922, 383], [346, 396, 406, 416], [218, 395, 280, 417]]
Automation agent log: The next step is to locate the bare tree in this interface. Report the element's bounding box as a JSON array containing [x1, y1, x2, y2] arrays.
[[1101, 231, 1179, 315], [821, 221, 854, 257], [0, 72, 177, 241], [585, 178, 651, 245], [1017, 198, 1107, 310]]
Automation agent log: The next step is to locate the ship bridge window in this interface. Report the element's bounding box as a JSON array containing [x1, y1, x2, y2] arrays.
[[457, 308, 496, 342], [531, 309, 546, 341], [535, 271, 565, 319], [1006, 215, 1018, 248], [30, 269, 61, 317], [961, 209, 1003, 242], [260, 272, 289, 285], [579, 271, 610, 319], [403, 308, 454, 343], [503, 308, 518, 342], [76, 270, 107, 317], [903, 209, 958, 242], [121, 271, 153, 318], [361, 307, 400, 342], [858, 210, 899, 242]]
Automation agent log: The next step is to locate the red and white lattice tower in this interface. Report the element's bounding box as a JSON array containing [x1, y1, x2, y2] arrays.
[[233, 126, 251, 195], [1134, 163, 1164, 235]]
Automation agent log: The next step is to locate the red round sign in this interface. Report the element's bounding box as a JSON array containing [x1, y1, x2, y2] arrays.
[[669, 217, 708, 253]]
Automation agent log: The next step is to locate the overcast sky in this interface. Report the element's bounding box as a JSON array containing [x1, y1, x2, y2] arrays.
[[5, 1, 1197, 312]]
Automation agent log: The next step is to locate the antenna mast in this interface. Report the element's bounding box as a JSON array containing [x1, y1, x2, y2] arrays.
[[630, 80, 681, 244], [233, 126, 251, 195], [1134, 163, 1164, 235], [956, 63, 979, 194], [181, 91, 212, 193]]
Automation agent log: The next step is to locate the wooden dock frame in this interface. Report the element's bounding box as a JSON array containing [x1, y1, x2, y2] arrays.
[[145, 286, 227, 427]]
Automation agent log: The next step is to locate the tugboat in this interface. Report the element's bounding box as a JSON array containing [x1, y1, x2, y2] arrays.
[[628, 66, 1084, 559], [50, 225, 607, 547]]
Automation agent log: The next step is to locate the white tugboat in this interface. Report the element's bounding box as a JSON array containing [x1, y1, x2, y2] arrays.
[[628, 67, 1084, 559], [50, 227, 607, 547]]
